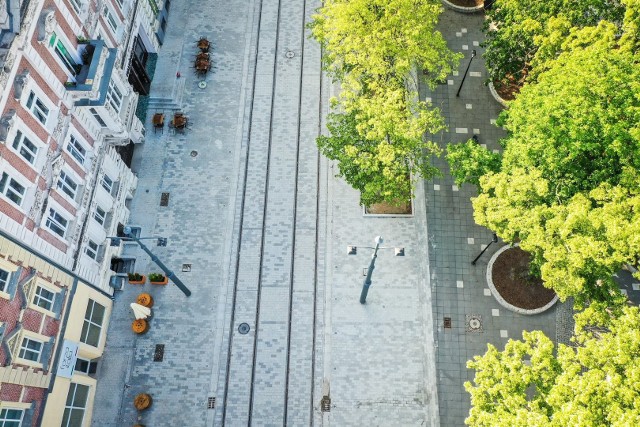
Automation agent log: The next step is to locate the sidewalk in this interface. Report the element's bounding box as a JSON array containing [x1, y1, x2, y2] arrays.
[[423, 8, 559, 426]]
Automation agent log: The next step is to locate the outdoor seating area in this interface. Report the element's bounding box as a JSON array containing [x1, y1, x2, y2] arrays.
[[195, 37, 212, 77]]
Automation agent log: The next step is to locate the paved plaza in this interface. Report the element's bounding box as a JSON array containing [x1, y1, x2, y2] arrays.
[[90, 3, 579, 427]]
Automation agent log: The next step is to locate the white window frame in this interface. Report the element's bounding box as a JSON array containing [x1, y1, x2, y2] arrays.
[[49, 31, 81, 77], [45, 207, 69, 238], [25, 91, 50, 126], [33, 285, 55, 311], [11, 129, 39, 165], [100, 174, 114, 193], [66, 134, 88, 166], [68, 0, 85, 15], [93, 205, 106, 225], [85, 239, 99, 260], [0, 268, 9, 293], [80, 299, 105, 347], [62, 383, 90, 427], [102, 5, 120, 35], [0, 407, 24, 426], [57, 170, 79, 200], [106, 80, 123, 113], [89, 107, 107, 128], [18, 337, 43, 362], [0, 171, 26, 207]]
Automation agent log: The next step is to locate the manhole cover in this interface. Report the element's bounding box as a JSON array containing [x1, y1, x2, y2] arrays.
[[199, 81, 207, 89], [190, 150, 198, 157], [160, 192, 170, 206], [285, 50, 295, 58], [466, 314, 483, 333], [443, 317, 452, 329], [238, 323, 250, 334], [207, 396, 216, 409], [153, 344, 165, 362], [182, 263, 192, 272]]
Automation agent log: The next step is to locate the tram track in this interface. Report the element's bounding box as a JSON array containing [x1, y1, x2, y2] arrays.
[[220, 0, 322, 424]]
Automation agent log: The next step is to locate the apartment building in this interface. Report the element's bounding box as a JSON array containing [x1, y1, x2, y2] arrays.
[[0, 0, 171, 425]]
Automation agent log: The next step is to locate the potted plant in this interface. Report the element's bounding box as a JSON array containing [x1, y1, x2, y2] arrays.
[[76, 35, 89, 44], [128, 273, 146, 285], [148, 272, 168, 285]]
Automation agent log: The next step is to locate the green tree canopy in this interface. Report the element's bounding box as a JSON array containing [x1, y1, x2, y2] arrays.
[[482, 0, 625, 86], [309, 0, 459, 205], [465, 306, 640, 427], [459, 23, 640, 305]]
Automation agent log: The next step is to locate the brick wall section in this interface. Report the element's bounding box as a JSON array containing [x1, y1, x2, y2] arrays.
[[70, 117, 95, 147], [21, 309, 43, 334], [62, 151, 87, 179], [111, 0, 126, 21], [35, 228, 67, 253], [42, 315, 60, 337], [0, 144, 39, 181], [0, 346, 6, 365], [0, 382, 23, 401], [0, 199, 25, 225], [0, 291, 22, 329], [22, 385, 46, 402], [100, 16, 118, 46], [50, 190, 78, 216], [25, 218, 36, 231]]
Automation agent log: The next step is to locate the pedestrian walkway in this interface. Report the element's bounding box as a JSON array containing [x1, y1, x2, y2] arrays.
[[422, 9, 559, 426]]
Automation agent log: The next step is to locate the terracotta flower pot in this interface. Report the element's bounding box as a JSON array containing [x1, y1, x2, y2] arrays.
[[149, 276, 168, 285], [129, 275, 146, 285]]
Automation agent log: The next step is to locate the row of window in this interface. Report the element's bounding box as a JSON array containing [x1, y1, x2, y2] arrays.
[[1, 381, 92, 427]]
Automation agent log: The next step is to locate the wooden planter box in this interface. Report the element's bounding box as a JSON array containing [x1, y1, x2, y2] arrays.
[[128, 275, 146, 285], [149, 276, 168, 285]]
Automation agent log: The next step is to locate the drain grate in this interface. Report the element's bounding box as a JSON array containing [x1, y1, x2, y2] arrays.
[[321, 396, 331, 412], [190, 150, 198, 157], [153, 344, 165, 362], [238, 323, 250, 334], [182, 263, 192, 272], [444, 317, 452, 329], [466, 314, 483, 333], [160, 192, 170, 206], [207, 397, 216, 409]]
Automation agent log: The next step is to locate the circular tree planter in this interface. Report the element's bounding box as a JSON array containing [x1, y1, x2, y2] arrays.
[[486, 244, 558, 315], [442, 0, 484, 13], [488, 81, 508, 107]]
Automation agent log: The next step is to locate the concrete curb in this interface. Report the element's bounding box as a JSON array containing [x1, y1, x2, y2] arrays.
[[486, 244, 559, 315], [441, 0, 484, 14], [488, 81, 508, 107]]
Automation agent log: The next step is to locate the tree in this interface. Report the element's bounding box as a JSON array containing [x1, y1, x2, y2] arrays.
[[309, 0, 460, 205], [446, 139, 501, 188], [465, 306, 640, 427], [456, 23, 640, 305], [482, 0, 625, 87]]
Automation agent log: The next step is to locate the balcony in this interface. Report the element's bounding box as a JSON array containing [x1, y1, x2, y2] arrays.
[[66, 40, 117, 101]]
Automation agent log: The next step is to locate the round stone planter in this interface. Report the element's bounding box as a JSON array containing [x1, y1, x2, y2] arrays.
[[486, 244, 558, 315], [488, 81, 508, 107], [442, 0, 484, 13]]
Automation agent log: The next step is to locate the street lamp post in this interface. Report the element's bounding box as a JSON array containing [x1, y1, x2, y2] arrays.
[[456, 49, 477, 97], [347, 236, 404, 304], [110, 227, 192, 297], [471, 233, 498, 266]]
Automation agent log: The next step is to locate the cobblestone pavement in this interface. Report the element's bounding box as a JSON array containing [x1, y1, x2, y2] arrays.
[[423, 9, 560, 426]]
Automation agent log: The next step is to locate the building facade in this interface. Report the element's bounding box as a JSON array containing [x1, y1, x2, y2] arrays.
[[0, 0, 171, 425]]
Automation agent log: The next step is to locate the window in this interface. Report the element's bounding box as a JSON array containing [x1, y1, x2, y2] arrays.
[[0, 268, 9, 292], [103, 6, 119, 33], [0, 408, 24, 426], [100, 175, 113, 193], [85, 240, 99, 260], [80, 299, 105, 347], [69, 0, 83, 14], [57, 171, 78, 199], [18, 337, 43, 362], [66, 136, 86, 164], [33, 286, 55, 311], [25, 91, 49, 125], [62, 383, 89, 427], [12, 130, 38, 164], [0, 172, 26, 206], [74, 357, 97, 375], [106, 81, 123, 113], [49, 32, 79, 76], [94, 206, 106, 225], [89, 108, 106, 127], [45, 208, 68, 238]]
